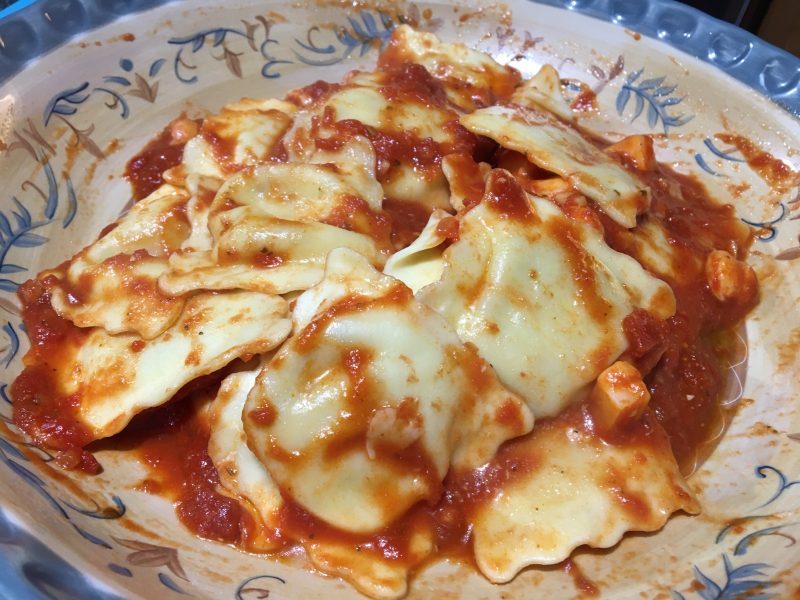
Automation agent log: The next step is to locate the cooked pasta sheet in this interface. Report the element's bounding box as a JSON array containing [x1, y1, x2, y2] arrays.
[[12, 23, 760, 600]]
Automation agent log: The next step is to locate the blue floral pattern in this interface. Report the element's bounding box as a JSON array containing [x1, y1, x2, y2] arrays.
[[672, 464, 800, 598], [615, 68, 693, 132]]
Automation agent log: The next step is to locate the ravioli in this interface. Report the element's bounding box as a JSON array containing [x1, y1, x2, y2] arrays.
[[510, 64, 574, 122], [283, 66, 476, 213], [461, 105, 650, 227], [45, 184, 190, 339], [383, 209, 450, 292], [378, 25, 521, 111], [159, 206, 386, 296], [470, 406, 699, 582], [207, 365, 284, 552], [160, 146, 391, 296], [182, 98, 296, 181], [210, 358, 437, 599], [243, 248, 533, 533], [419, 169, 675, 418], [304, 525, 435, 600], [41, 291, 290, 442]]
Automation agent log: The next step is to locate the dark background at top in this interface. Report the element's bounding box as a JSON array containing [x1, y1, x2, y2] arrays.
[[0, 0, 776, 27], [682, 0, 769, 28]]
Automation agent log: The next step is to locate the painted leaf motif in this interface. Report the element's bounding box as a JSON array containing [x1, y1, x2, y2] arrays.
[[0, 213, 12, 236], [128, 548, 175, 567], [654, 84, 677, 97], [616, 87, 631, 115], [632, 93, 645, 121], [129, 73, 158, 103], [647, 102, 659, 128], [661, 96, 685, 107], [638, 76, 665, 90], [775, 247, 800, 260], [224, 47, 243, 78], [0, 297, 20, 315], [149, 58, 166, 77], [63, 178, 78, 228], [70, 523, 112, 549], [111, 536, 188, 580], [158, 572, 187, 594], [693, 566, 722, 600], [104, 75, 132, 87], [15, 232, 48, 247], [0, 265, 26, 274], [239, 588, 271, 599], [608, 55, 625, 80], [113, 537, 155, 551]]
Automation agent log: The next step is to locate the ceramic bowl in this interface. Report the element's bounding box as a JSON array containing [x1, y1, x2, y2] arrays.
[[0, 1, 798, 598]]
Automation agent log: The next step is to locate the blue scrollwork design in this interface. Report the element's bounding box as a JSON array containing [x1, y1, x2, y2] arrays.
[[168, 16, 290, 84], [0, 414, 126, 551], [169, 27, 252, 83], [616, 68, 694, 133], [235, 574, 286, 599], [294, 11, 395, 66], [694, 153, 721, 176], [43, 82, 92, 126], [703, 138, 746, 163], [0, 158, 78, 293], [753, 464, 800, 508], [158, 572, 188, 595], [108, 563, 133, 578], [0, 322, 19, 368], [673, 554, 776, 600], [691, 463, 800, 597], [62, 495, 126, 520], [732, 522, 798, 556], [93, 87, 130, 119], [741, 203, 787, 242], [694, 137, 746, 176]]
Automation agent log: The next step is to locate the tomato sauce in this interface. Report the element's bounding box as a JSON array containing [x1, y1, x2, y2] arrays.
[[378, 39, 521, 109], [605, 164, 758, 472], [119, 394, 247, 545], [11, 279, 94, 455], [563, 558, 600, 596], [125, 117, 199, 200], [716, 134, 799, 194], [383, 197, 434, 248]]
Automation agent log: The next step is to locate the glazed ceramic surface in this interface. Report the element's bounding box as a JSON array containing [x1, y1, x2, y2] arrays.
[[0, 1, 798, 598]]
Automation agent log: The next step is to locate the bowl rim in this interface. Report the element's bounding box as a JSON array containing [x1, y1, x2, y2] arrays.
[[0, 0, 798, 116]]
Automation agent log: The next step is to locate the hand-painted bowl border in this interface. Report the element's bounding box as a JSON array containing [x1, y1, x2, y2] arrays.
[[0, 0, 798, 115]]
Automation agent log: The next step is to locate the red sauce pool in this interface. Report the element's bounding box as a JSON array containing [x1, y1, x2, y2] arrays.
[[10, 279, 94, 453], [120, 393, 247, 545], [125, 118, 199, 200]]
